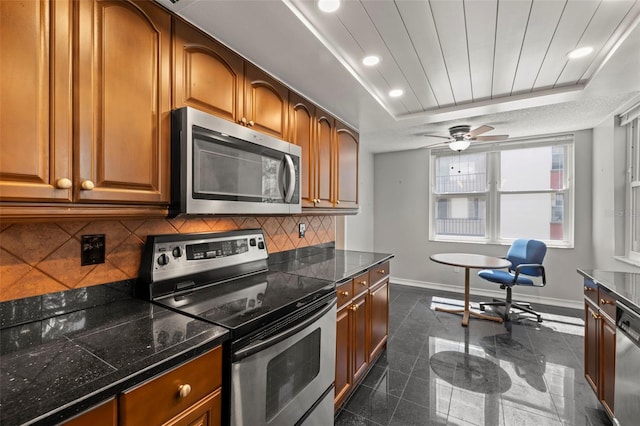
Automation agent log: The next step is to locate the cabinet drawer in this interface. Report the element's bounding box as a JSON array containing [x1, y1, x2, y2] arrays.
[[337, 280, 353, 309], [119, 346, 222, 426], [583, 279, 598, 304], [63, 398, 116, 426], [370, 261, 390, 284], [598, 290, 616, 320], [353, 271, 369, 295]]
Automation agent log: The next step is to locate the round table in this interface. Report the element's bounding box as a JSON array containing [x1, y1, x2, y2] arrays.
[[430, 253, 512, 327]]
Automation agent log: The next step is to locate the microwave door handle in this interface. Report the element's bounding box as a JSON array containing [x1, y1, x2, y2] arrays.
[[284, 154, 296, 202]]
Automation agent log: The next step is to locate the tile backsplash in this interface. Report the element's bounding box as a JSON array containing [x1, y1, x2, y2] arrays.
[[0, 215, 334, 302]]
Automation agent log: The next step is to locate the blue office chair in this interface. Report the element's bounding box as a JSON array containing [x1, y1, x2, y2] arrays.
[[478, 239, 547, 322]]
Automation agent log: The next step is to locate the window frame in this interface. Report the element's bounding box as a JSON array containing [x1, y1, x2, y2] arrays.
[[622, 104, 640, 263], [429, 135, 575, 248]]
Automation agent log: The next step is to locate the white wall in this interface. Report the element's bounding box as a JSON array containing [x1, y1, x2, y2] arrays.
[[372, 130, 595, 309], [339, 149, 375, 251]]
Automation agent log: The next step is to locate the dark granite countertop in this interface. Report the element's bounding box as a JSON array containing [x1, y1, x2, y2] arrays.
[[268, 245, 394, 283], [0, 281, 229, 426], [577, 269, 640, 315]]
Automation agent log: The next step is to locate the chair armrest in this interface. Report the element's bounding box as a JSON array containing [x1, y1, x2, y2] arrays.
[[513, 263, 546, 285]]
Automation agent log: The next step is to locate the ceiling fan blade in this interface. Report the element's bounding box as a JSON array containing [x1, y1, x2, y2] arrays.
[[474, 135, 509, 141], [422, 134, 451, 139], [466, 125, 494, 138]]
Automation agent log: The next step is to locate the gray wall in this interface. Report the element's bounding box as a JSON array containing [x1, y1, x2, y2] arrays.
[[339, 150, 375, 251], [371, 130, 595, 309]]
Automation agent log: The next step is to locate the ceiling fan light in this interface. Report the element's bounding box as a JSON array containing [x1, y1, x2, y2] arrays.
[[449, 140, 470, 151], [318, 0, 340, 13]]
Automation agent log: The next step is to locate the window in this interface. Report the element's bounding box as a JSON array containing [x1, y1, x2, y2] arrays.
[[430, 137, 574, 247], [621, 102, 640, 262]]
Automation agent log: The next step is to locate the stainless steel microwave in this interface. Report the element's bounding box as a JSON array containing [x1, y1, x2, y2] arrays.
[[170, 107, 301, 216]]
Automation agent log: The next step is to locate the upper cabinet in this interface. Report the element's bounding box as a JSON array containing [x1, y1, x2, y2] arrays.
[[289, 93, 316, 208], [173, 19, 244, 123], [76, 0, 171, 204], [335, 121, 359, 209], [0, 0, 171, 219], [174, 21, 289, 140], [0, 0, 73, 202], [315, 109, 336, 209]]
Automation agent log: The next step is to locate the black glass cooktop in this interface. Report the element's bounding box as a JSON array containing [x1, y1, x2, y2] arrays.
[[153, 270, 335, 339]]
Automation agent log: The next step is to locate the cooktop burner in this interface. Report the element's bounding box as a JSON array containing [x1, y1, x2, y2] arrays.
[[137, 230, 335, 339]]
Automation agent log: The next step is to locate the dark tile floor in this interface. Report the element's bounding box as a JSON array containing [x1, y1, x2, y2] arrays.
[[335, 284, 613, 426]]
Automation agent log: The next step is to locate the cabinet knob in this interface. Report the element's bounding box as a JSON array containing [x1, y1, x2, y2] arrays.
[[600, 298, 615, 305], [55, 178, 72, 189], [240, 117, 247, 125], [350, 305, 358, 312], [248, 120, 254, 127], [590, 311, 600, 320], [584, 286, 595, 292], [80, 180, 95, 190], [377, 269, 385, 274], [178, 384, 192, 399], [336, 200, 340, 204], [358, 281, 367, 286], [340, 291, 349, 297]]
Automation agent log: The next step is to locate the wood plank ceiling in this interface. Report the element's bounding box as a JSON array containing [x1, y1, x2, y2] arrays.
[[285, 0, 640, 119]]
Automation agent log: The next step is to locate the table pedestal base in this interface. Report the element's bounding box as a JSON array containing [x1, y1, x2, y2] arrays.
[[435, 306, 504, 327]]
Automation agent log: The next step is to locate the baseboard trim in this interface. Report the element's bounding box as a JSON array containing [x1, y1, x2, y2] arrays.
[[390, 277, 583, 311]]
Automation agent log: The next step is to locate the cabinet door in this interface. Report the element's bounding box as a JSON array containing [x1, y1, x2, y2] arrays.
[[63, 398, 117, 426], [335, 122, 358, 209], [352, 294, 368, 384], [76, 0, 171, 204], [289, 93, 316, 208], [335, 304, 351, 409], [315, 110, 335, 208], [173, 20, 244, 123], [162, 389, 221, 426], [369, 279, 389, 362], [0, 0, 72, 202], [601, 317, 616, 417], [584, 301, 599, 393], [244, 64, 289, 139]]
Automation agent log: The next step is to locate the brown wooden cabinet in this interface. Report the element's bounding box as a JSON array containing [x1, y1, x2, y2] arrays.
[[63, 398, 117, 426], [334, 263, 390, 411], [174, 21, 289, 140], [584, 284, 616, 418], [0, 0, 73, 202], [314, 109, 336, 209], [119, 346, 222, 426], [289, 93, 316, 208], [335, 121, 359, 209], [1, 0, 171, 220]]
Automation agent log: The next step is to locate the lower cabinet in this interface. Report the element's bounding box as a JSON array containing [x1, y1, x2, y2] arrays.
[[335, 262, 390, 411], [119, 346, 222, 426], [63, 398, 117, 426], [584, 284, 616, 418]]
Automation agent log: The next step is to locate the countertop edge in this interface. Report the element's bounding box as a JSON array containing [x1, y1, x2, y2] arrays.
[[577, 268, 640, 316]]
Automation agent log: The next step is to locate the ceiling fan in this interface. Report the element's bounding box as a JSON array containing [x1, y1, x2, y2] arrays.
[[423, 124, 508, 151]]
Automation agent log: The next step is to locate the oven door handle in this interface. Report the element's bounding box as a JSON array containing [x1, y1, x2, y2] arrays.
[[234, 298, 336, 361]]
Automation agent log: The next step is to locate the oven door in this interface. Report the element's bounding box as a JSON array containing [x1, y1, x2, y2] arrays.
[[230, 298, 336, 426]]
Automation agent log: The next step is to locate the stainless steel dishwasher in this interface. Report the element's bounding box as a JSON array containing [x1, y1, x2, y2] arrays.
[[613, 303, 640, 426]]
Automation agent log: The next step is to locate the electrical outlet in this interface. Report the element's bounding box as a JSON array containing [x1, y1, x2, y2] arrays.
[[299, 223, 306, 238], [81, 234, 105, 266]]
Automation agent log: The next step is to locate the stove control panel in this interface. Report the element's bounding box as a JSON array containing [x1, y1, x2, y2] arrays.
[[139, 229, 268, 283]]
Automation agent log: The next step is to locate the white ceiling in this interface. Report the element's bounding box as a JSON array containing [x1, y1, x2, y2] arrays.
[[158, 0, 640, 153]]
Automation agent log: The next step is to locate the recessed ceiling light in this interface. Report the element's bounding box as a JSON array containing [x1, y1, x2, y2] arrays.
[[567, 46, 593, 59], [318, 0, 340, 13], [362, 55, 380, 66], [389, 89, 403, 98]]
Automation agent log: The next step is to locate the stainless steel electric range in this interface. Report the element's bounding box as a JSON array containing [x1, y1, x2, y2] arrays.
[[137, 229, 336, 426]]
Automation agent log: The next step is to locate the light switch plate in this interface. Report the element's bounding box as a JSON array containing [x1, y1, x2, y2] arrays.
[[81, 234, 105, 266], [299, 223, 306, 238]]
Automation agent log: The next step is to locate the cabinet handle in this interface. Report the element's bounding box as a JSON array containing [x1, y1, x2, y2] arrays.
[[340, 291, 349, 297], [600, 298, 615, 305], [350, 305, 358, 312], [590, 311, 600, 320], [358, 281, 367, 286], [239, 117, 247, 125], [377, 269, 385, 274], [80, 180, 95, 190], [336, 200, 340, 204], [584, 287, 596, 292], [55, 178, 72, 189], [248, 120, 254, 127], [178, 384, 191, 399]]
